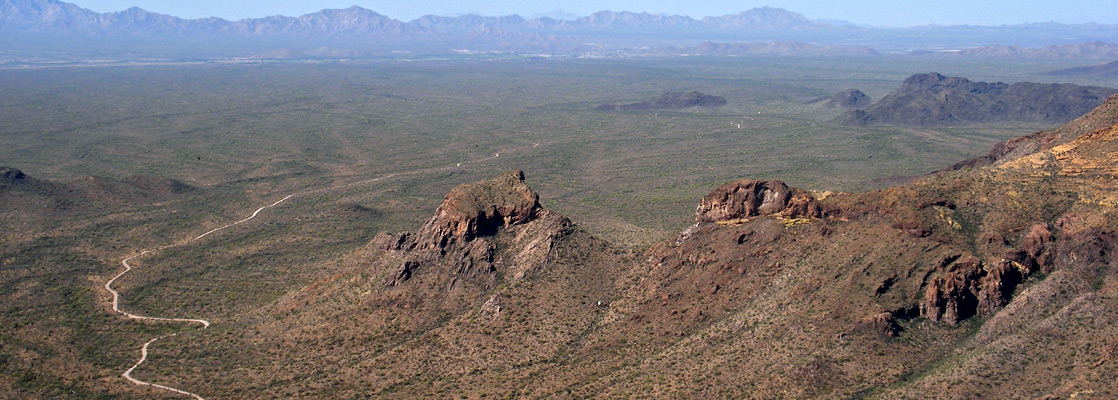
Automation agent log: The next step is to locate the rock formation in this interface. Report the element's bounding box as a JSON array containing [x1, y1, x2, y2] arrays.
[[0, 166, 27, 189], [419, 170, 541, 247], [811, 88, 870, 108], [370, 170, 571, 289], [695, 179, 824, 223]]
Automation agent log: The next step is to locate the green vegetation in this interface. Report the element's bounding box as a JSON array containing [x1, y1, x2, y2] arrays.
[[1, 55, 1114, 398]]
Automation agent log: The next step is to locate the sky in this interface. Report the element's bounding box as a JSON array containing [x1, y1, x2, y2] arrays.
[[65, 0, 1118, 27]]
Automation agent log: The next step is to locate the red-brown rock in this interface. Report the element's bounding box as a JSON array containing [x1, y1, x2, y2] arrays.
[[420, 170, 540, 247], [695, 179, 822, 223]]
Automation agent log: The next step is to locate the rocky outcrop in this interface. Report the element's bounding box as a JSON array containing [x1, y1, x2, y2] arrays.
[[840, 72, 1118, 126], [420, 170, 541, 248], [597, 91, 727, 111], [813, 88, 870, 108], [919, 223, 1056, 324], [695, 179, 824, 223], [856, 312, 900, 338], [371, 171, 571, 289], [0, 167, 27, 189]]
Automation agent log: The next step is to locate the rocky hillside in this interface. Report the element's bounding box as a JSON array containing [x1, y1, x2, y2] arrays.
[[186, 98, 1118, 398], [808, 88, 871, 108], [839, 72, 1118, 126], [940, 93, 1118, 172], [596, 91, 727, 111]]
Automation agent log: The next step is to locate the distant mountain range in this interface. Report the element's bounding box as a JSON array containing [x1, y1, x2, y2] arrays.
[[0, 1, 827, 36], [3, 0, 1118, 60]]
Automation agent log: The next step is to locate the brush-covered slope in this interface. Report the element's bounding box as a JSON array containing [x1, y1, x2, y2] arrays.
[[177, 171, 630, 397], [0, 166, 196, 237], [596, 95, 1118, 398], [185, 97, 1118, 398]]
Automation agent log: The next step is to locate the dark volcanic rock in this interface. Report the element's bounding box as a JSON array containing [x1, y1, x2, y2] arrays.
[[814, 88, 870, 108], [0, 167, 27, 188], [597, 91, 727, 111], [840, 72, 1118, 126], [695, 179, 824, 223], [420, 170, 540, 247]]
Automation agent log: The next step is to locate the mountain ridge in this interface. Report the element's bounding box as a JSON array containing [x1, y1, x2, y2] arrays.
[[190, 96, 1118, 398], [5, 0, 1118, 59], [840, 72, 1118, 126]]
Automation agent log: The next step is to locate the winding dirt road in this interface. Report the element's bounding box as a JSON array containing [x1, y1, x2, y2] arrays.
[[104, 144, 539, 398]]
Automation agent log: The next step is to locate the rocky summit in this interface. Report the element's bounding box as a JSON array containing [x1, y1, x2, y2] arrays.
[[695, 179, 826, 223], [0, 166, 26, 188], [419, 170, 541, 247], [810, 88, 870, 108]]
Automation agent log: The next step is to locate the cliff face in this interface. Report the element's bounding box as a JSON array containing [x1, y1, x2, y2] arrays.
[[695, 179, 826, 223], [419, 170, 541, 247], [370, 170, 571, 290]]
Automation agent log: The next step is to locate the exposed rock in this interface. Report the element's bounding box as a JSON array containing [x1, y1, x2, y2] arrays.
[[0, 166, 27, 188], [1019, 223, 1056, 273], [596, 91, 727, 111], [419, 170, 540, 248], [371, 171, 572, 290], [695, 179, 824, 223], [813, 88, 870, 108], [856, 312, 900, 338], [840, 72, 1118, 126], [920, 244, 1038, 324], [389, 260, 418, 286], [921, 256, 983, 325]]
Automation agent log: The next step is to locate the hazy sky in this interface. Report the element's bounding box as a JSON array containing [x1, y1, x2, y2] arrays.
[[66, 0, 1118, 27]]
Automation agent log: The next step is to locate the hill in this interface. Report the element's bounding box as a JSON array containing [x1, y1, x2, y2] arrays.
[[0, 166, 197, 238], [840, 72, 1118, 126], [171, 96, 1118, 398], [596, 91, 727, 111], [1048, 60, 1118, 77], [807, 88, 871, 108]]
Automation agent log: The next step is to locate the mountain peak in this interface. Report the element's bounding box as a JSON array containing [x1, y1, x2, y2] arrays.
[[420, 170, 541, 247]]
